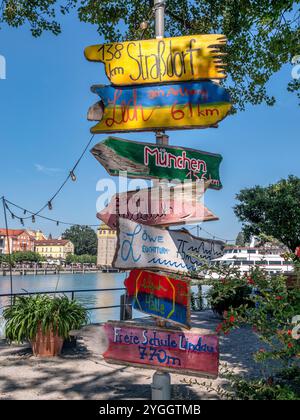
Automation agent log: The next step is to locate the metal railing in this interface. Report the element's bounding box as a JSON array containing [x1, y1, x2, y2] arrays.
[[0, 287, 133, 321]]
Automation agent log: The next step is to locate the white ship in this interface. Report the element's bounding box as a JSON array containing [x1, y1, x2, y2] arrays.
[[211, 246, 294, 276]]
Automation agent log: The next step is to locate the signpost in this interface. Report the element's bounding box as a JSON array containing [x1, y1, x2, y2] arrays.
[[124, 270, 191, 328], [102, 321, 219, 378], [84, 34, 227, 86], [88, 81, 231, 133], [85, 0, 227, 394], [91, 136, 223, 188], [97, 182, 219, 229], [113, 218, 224, 275]]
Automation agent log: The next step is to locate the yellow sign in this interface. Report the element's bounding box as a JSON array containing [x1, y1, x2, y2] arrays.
[[89, 82, 231, 133], [84, 34, 227, 85]]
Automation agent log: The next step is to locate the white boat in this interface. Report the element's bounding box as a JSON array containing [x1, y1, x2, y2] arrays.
[[210, 246, 294, 276]]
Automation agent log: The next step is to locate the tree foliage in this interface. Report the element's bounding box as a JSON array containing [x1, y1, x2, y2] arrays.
[[0, 1, 299, 109], [13, 251, 44, 263], [234, 175, 300, 252], [235, 231, 246, 246], [65, 253, 97, 264], [62, 225, 97, 255]]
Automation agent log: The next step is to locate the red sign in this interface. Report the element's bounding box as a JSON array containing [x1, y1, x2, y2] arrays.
[[102, 321, 219, 378], [97, 183, 218, 229], [125, 270, 191, 328]]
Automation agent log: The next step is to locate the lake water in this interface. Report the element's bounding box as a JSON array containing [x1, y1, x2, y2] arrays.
[[0, 272, 209, 337], [0, 272, 131, 336]]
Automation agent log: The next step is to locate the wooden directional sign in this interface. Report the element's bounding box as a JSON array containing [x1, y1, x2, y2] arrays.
[[125, 270, 191, 328], [84, 34, 227, 85], [91, 137, 223, 188], [113, 218, 224, 276], [102, 321, 219, 378], [88, 81, 231, 133], [97, 182, 218, 229]]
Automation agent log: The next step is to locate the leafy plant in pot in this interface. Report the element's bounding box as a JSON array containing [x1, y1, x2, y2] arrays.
[[3, 295, 88, 357]]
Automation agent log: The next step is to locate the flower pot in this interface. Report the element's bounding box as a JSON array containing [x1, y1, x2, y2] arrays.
[[30, 326, 64, 357]]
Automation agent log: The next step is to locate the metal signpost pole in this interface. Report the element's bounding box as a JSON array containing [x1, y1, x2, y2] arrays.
[[154, 0, 169, 148], [152, 0, 171, 401], [85, 0, 226, 401]]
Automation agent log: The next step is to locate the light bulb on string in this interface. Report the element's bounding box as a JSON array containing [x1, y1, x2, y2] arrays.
[[56, 221, 59, 226], [11, 213, 15, 220], [47, 201, 53, 210], [140, 21, 149, 30], [32, 215, 35, 223], [70, 171, 76, 182], [23, 209, 27, 215], [20, 218, 24, 226]]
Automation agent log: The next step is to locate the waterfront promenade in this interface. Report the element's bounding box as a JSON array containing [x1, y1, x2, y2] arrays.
[[1, 267, 115, 276], [0, 311, 281, 400]]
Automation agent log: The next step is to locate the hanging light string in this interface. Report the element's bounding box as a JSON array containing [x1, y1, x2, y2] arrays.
[[189, 224, 236, 244], [4, 197, 236, 239], [4, 197, 237, 239], [4, 134, 95, 221], [3, 198, 99, 227]]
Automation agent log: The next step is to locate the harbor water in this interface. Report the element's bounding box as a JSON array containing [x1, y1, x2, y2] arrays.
[[0, 272, 209, 337]]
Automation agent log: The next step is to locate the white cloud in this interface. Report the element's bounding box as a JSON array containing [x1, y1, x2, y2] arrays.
[[34, 164, 63, 176]]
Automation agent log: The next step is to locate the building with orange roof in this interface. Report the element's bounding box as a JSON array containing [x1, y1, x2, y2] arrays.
[[34, 239, 74, 261], [0, 229, 36, 254]]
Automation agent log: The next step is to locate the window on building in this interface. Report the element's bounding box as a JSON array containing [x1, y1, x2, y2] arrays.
[[247, 250, 257, 254], [269, 261, 282, 265]]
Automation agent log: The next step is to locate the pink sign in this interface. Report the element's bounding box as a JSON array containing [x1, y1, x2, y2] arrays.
[[102, 321, 219, 378], [97, 183, 218, 229]]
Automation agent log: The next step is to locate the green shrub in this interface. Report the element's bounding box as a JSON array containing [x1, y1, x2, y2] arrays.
[[207, 282, 254, 317], [233, 378, 299, 400], [3, 294, 88, 343]]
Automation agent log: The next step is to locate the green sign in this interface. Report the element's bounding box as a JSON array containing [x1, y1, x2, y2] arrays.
[[91, 136, 223, 190]]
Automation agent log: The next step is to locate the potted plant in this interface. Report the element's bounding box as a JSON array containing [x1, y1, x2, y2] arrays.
[[3, 294, 88, 357]]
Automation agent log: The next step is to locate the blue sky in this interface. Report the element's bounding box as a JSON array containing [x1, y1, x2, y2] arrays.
[[0, 12, 299, 242]]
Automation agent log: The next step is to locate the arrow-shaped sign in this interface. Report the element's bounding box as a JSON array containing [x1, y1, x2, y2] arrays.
[[91, 137, 223, 189], [88, 81, 231, 133], [97, 182, 218, 229], [84, 34, 227, 85], [113, 218, 224, 276]]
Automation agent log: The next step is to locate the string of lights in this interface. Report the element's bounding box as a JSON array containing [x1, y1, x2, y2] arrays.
[[3, 194, 237, 242], [2, 133, 95, 223], [2, 195, 237, 242], [3, 198, 99, 228], [189, 224, 236, 243]]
